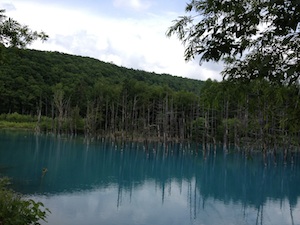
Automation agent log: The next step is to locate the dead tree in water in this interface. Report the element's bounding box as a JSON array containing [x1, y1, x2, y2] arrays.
[[53, 85, 69, 135]]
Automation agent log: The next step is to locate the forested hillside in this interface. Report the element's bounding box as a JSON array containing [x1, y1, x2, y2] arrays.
[[0, 45, 205, 139], [1, 45, 300, 154], [1, 45, 203, 110], [0, 45, 204, 115]]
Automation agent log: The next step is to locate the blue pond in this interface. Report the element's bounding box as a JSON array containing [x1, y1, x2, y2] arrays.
[[0, 130, 299, 225]]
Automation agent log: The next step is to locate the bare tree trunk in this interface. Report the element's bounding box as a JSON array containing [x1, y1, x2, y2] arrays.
[[53, 88, 65, 135], [122, 94, 126, 140], [223, 100, 229, 152], [35, 98, 42, 134], [105, 99, 109, 133], [163, 95, 169, 143], [111, 102, 115, 136], [51, 101, 55, 134]]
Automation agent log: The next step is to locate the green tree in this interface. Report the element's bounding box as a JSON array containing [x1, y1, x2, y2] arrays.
[[0, 9, 48, 48], [167, 0, 300, 84]]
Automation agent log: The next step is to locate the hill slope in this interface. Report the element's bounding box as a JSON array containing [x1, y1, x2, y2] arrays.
[[1, 46, 204, 90]]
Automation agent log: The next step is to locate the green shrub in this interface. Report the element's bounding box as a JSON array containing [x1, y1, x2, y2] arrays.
[[4, 112, 36, 123], [0, 177, 50, 225], [0, 121, 35, 130], [39, 117, 52, 131], [0, 114, 6, 120]]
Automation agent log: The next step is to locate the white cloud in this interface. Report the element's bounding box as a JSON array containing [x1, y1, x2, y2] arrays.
[[113, 0, 151, 11], [1, 2, 16, 11], [1, 1, 223, 81]]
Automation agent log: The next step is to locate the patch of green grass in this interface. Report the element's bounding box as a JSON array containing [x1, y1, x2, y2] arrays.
[[0, 121, 36, 130]]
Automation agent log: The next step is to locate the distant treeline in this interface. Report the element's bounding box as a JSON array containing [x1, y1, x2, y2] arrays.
[[0, 46, 300, 151]]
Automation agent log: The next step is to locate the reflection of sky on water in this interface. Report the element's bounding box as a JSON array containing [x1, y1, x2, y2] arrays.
[[1, 130, 300, 225], [31, 179, 300, 225], [32, 181, 188, 225]]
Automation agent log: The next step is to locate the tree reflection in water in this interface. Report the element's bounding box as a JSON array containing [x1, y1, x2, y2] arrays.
[[0, 131, 299, 225]]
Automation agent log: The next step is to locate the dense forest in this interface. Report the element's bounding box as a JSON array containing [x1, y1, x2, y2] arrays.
[[1, 45, 300, 153]]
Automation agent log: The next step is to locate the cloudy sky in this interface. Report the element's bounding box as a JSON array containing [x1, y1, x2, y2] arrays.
[[1, 0, 223, 81]]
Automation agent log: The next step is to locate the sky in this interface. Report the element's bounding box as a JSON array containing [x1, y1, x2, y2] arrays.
[[1, 0, 223, 81]]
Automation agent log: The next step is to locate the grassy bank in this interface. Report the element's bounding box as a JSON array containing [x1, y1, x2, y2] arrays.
[[0, 112, 84, 134], [0, 112, 37, 130], [0, 120, 36, 130]]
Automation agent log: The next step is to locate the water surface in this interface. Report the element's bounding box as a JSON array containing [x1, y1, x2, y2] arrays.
[[0, 130, 299, 225]]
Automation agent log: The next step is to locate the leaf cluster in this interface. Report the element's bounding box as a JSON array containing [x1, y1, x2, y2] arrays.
[[0, 177, 50, 225], [167, 0, 300, 84], [0, 9, 48, 48]]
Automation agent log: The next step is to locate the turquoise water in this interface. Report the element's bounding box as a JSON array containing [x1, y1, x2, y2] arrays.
[[0, 130, 299, 225]]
